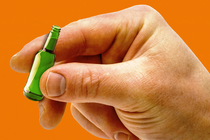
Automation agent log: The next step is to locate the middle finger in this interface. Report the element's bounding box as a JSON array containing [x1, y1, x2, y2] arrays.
[[72, 103, 139, 140]]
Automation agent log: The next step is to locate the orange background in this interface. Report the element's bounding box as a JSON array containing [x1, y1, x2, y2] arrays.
[[1, 0, 210, 140]]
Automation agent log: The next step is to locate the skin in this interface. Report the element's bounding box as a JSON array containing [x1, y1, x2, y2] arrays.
[[10, 5, 210, 140]]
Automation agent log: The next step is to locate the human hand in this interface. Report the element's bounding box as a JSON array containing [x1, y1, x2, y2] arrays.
[[10, 5, 210, 140]]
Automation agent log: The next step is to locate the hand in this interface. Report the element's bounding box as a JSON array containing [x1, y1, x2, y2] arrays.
[[10, 5, 210, 140]]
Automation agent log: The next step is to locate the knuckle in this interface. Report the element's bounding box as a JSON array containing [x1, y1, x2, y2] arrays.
[[72, 65, 102, 101], [132, 5, 165, 23], [130, 5, 157, 14], [82, 66, 101, 99], [132, 5, 154, 11]]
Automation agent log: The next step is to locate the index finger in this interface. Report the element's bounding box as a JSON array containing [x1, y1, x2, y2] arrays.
[[10, 6, 147, 73]]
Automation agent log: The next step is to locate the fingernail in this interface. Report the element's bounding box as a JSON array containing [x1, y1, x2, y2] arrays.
[[39, 104, 44, 118], [12, 53, 19, 58], [114, 132, 130, 140], [46, 72, 66, 97], [10, 52, 19, 64]]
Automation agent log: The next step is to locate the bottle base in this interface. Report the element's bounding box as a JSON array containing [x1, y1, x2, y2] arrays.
[[23, 90, 43, 101]]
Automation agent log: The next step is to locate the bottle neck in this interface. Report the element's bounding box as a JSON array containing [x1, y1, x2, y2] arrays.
[[43, 25, 61, 52]]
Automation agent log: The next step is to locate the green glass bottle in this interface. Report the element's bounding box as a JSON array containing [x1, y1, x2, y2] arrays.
[[24, 25, 61, 101]]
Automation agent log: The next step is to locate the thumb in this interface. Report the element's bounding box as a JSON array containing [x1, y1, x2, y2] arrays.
[[40, 61, 142, 108]]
